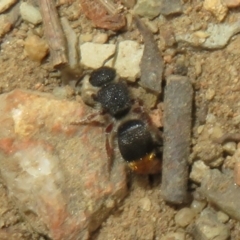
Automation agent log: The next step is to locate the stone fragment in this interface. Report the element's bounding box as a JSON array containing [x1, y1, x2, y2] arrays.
[[138, 197, 151, 211], [174, 208, 196, 228], [162, 75, 193, 204], [80, 42, 116, 69], [112, 40, 143, 81], [222, 141, 236, 155], [93, 33, 108, 44], [191, 199, 207, 214], [192, 208, 230, 240], [192, 140, 223, 167], [133, 0, 161, 19], [176, 21, 240, 49], [0, 0, 17, 13], [222, 0, 240, 8], [159, 0, 183, 16], [135, 17, 163, 93], [0, 89, 127, 239], [205, 88, 215, 100], [20, 2, 42, 25], [190, 160, 210, 183], [0, 2, 20, 38], [24, 35, 49, 62], [217, 211, 230, 223], [203, 0, 228, 21], [201, 169, 240, 221]]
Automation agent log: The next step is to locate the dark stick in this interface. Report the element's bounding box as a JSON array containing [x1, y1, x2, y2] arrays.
[[161, 75, 193, 204]]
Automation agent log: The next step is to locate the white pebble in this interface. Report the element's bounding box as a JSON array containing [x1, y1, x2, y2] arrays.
[[80, 42, 116, 69], [217, 211, 229, 223], [93, 33, 108, 44], [190, 160, 210, 183], [0, 0, 17, 13], [175, 207, 196, 228], [205, 88, 215, 100], [111, 40, 143, 81], [222, 142, 237, 155], [191, 199, 207, 213], [138, 197, 151, 211], [20, 2, 42, 25]]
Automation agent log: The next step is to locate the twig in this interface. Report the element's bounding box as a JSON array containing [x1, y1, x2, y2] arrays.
[[38, 0, 68, 69]]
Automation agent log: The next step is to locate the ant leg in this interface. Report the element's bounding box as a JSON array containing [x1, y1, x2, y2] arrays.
[[70, 110, 106, 125], [105, 122, 115, 174], [132, 98, 152, 124], [132, 98, 163, 144]]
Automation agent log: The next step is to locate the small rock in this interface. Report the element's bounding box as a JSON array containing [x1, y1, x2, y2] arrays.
[[222, 141, 237, 155], [192, 140, 223, 167], [80, 42, 116, 69], [93, 33, 108, 44], [161, 232, 185, 240], [0, 0, 17, 13], [111, 40, 143, 81], [0, 2, 20, 38], [176, 21, 240, 49], [201, 169, 240, 221], [20, 2, 42, 25], [159, 0, 183, 16], [121, 0, 136, 8], [79, 33, 93, 43], [24, 35, 49, 62], [190, 160, 210, 183], [217, 211, 229, 223], [193, 208, 230, 240], [133, 0, 161, 19], [174, 208, 196, 228], [205, 88, 215, 100], [203, 0, 228, 21], [138, 197, 151, 211], [222, 0, 240, 8], [191, 199, 207, 213]]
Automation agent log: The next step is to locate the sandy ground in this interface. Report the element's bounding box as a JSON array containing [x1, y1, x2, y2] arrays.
[[1, 0, 240, 239]]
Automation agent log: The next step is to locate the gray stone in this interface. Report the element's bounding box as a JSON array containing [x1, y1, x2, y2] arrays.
[[133, 0, 161, 19], [200, 169, 240, 221], [192, 208, 230, 240]]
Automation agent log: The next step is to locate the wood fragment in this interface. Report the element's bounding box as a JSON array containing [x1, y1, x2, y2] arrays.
[[38, 0, 68, 69], [161, 75, 193, 204], [80, 0, 126, 31]]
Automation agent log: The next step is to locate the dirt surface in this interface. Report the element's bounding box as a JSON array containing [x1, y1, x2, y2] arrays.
[[1, 0, 240, 239]]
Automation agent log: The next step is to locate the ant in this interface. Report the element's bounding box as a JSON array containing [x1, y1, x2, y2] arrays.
[[77, 66, 162, 174]]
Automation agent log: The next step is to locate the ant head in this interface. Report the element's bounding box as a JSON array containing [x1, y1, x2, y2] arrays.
[[89, 66, 116, 87]]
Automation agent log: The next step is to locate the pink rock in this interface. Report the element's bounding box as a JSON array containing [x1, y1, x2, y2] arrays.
[[0, 89, 127, 239]]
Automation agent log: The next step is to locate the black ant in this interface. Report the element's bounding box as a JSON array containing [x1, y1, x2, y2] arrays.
[[78, 66, 162, 174]]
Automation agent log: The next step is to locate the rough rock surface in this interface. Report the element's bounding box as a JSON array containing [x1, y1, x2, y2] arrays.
[[0, 90, 127, 240], [200, 169, 240, 221]]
